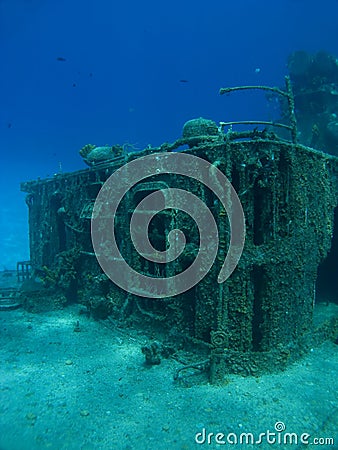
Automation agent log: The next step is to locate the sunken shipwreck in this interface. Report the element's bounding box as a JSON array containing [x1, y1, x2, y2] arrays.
[[17, 51, 338, 383]]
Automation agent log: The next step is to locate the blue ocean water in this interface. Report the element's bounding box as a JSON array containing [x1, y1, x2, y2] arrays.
[[1, 0, 338, 267], [1, 3, 338, 450]]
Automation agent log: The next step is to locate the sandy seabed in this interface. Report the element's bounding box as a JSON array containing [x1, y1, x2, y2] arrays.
[[0, 306, 337, 450]]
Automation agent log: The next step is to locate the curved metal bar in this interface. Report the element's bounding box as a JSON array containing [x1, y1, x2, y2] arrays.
[[219, 85, 288, 97], [219, 120, 292, 131]]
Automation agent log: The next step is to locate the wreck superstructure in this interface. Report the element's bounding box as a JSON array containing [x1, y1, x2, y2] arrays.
[[20, 78, 338, 382]]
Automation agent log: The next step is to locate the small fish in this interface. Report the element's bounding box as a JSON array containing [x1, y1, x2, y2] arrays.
[[56, 57, 66, 62], [179, 79, 189, 83]]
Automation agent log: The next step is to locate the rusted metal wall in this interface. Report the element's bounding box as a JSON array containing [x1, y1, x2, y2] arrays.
[[21, 137, 338, 378]]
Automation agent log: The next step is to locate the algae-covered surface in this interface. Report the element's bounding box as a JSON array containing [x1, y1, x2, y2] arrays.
[[0, 305, 337, 450]]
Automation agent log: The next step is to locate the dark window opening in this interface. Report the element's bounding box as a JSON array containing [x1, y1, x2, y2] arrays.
[[231, 167, 240, 194], [148, 215, 167, 252], [253, 179, 269, 245], [42, 242, 51, 266], [316, 206, 338, 305], [56, 216, 67, 252], [251, 265, 265, 350], [87, 182, 102, 199]]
